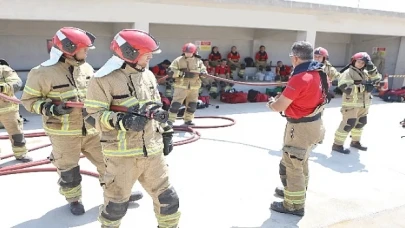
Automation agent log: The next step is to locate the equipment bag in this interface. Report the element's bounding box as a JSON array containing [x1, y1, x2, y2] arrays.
[[255, 93, 269, 102], [247, 89, 260, 102], [220, 91, 248, 104], [197, 95, 210, 109]]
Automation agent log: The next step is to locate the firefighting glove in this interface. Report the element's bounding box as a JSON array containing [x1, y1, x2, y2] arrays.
[[116, 113, 148, 132], [42, 102, 74, 116], [167, 70, 174, 78], [162, 126, 174, 156], [364, 81, 375, 93]]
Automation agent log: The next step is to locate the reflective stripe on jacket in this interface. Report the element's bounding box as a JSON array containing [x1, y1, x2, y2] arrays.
[[85, 65, 165, 157], [21, 59, 97, 136]]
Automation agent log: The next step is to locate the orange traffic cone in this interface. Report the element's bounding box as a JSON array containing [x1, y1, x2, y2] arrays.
[[379, 74, 389, 97]]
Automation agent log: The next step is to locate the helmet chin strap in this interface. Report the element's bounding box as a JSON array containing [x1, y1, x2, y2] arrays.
[[125, 62, 145, 72]]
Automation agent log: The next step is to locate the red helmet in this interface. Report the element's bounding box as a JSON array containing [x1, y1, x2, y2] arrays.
[[110, 29, 161, 63], [314, 47, 329, 58], [52, 27, 95, 56], [351, 52, 371, 63], [182, 43, 197, 54]]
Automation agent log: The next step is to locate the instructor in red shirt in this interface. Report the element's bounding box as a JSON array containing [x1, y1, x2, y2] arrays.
[[267, 41, 329, 216]]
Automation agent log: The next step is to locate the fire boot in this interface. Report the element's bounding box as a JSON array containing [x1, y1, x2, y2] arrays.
[[184, 121, 195, 126], [70, 201, 85, 215], [129, 191, 143, 202], [270, 201, 305, 217], [16, 155, 33, 163], [332, 144, 350, 154], [350, 141, 367, 151], [275, 186, 284, 197]]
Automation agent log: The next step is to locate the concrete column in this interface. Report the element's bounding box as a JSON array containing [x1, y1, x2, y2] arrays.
[[393, 37, 405, 88], [296, 30, 317, 46], [132, 21, 149, 32]]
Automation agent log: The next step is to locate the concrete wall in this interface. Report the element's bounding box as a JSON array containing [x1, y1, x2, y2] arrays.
[[0, 20, 117, 71], [351, 35, 400, 75]]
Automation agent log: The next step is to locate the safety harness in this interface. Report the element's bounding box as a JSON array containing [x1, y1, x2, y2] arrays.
[[279, 62, 329, 123]]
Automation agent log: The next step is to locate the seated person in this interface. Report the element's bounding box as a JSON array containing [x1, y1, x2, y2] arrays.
[[208, 46, 222, 67], [255, 45, 268, 69], [227, 46, 241, 69], [264, 65, 275, 81], [255, 65, 265, 81], [151, 59, 171, 85], [275, 60, 291, 82], [215, 59, 233, 92]]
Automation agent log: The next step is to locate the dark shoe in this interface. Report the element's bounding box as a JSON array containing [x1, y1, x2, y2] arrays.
[[70, 201, 85, 215], [275, 186, 284, 197], [350, 141, 367, 151], [270, 201, 304, 217], [332, 144, 350, 154], [16, 155, 33, 163], [129, 191, 143, 202], [184, 121, 195, 126]]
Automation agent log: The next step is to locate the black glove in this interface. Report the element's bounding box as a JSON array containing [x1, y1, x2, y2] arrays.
[[42, 102, 73, 116], [117, 113, 148, 132], [167, 70, 174, 78], [366, 62, 375, 72], [162, 126, 174, 156], [327, 92, 334, 103], [331, 80, 338, 86], [364, 83, 374, 93]]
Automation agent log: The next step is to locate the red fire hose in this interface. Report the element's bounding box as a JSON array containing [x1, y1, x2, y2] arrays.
[[0, 72, 277, 177], [0, 96, 235, 177]]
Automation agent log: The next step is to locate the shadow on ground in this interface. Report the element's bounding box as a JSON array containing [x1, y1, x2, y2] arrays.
[[230, 211, 302, 228], [11, 203, 139, 228]]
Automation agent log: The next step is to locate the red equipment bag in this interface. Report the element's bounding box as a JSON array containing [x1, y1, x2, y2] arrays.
[[255, 93, 269, 102], [220, 92, 248, 104], [198, 95, 210, 105]]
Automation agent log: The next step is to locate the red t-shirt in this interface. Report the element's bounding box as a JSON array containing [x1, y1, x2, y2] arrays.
[[282, 71, 324, 119], [209, 53, 222, 61], [207, 66, 215, 75], [255, 51, 268, 61], [227, 52, 240, 61], [215, 65, 230, 75]]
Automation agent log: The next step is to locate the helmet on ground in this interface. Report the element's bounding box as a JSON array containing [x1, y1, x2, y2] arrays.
[[182, 43, 198, 54], [52, 27, 96, 57], [314, 47, 329, 58], [110, 29, 161, 64], [351, 52, 371, 63]]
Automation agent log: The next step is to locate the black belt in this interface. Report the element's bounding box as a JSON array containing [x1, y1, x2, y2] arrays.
[[286, 112, 321, 123]]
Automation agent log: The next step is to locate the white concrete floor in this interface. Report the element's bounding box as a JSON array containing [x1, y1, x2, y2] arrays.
[[0, 97, 405, 228]]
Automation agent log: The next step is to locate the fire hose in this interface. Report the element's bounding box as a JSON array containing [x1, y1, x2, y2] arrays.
[[0, 74, 285, 178]]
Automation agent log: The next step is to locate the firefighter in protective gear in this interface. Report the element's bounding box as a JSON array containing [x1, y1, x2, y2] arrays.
[[332, 52, 382, 154], [371, 51, 385, 74], [167, 43, 207, 126], [21, 27, 143, 216], [84, 29, 180, 228], [314, 47, 340, 144], [0, 59, 31, 162], [314, 47, 340, 82]]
